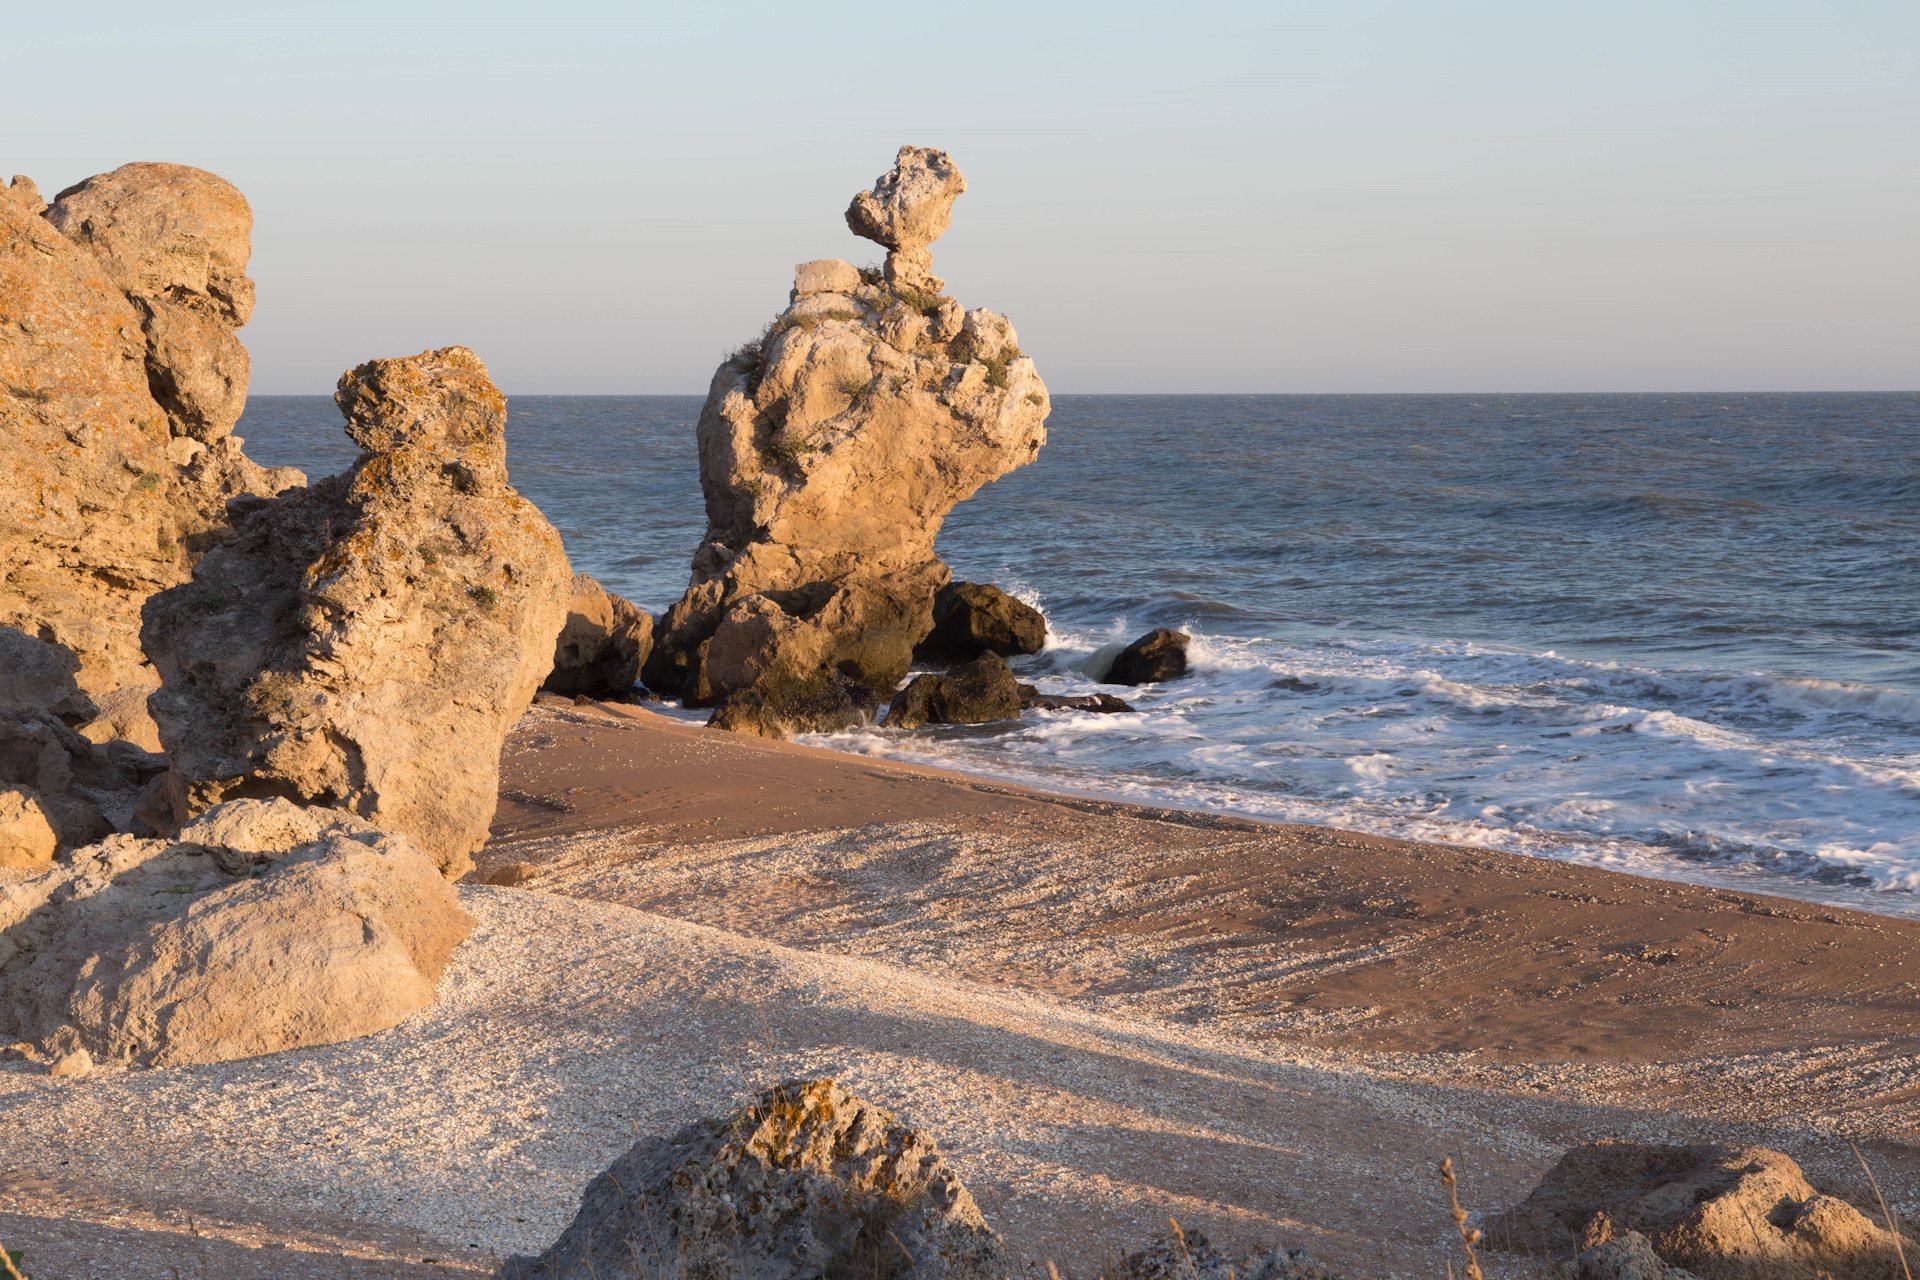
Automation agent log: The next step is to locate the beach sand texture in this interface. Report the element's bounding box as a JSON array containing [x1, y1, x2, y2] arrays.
[[5, 702, 1918, 1278]]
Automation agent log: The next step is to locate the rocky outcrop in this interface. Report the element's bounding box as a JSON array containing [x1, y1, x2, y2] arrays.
[[1487, 1140, 1912, 1279], [504, 1078, 1009, 1280], [1104, 629, 1191, 686], [1, 165, 299, 748], [0, 788, 56, 870], [917, 582, 1046, 664], [0, 798, 472, 1068], [143, 347, 571, 877], [1106, 1229, 1339, 1280], [886, 654, 1023, 730], [644, 147, 1047, 738], [1567, 1232, 1703, 1280], [542, 574, 653, 700]]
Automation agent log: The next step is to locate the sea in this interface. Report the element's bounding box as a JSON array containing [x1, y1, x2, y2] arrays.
[[239, 393, 1920, 918]]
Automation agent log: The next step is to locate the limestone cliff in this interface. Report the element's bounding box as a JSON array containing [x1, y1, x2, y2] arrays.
[[0, 165, 299, 735], [645, 147, 1049, 735]]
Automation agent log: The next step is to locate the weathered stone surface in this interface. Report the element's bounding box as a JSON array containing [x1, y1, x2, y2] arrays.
[[0, 800, 472, 1067], [503, 1078, 1010, 1280], [0, 788, 56, 870], [1104, 628, 1191, 686], [917, 582, 1047, 663], [1486, 1140, 1912, 1279], [1108, 1229, 1340, 1280], [794, 258, 862, 298], [646, 149, 1047, 736], [1568, 1232, 1703, 1280], [846, 146, 967, 293], [886, 654, 1023, 730], [143, 347, 572, 878], [543, 574, 653, 700], [1, 163, 296, 748]]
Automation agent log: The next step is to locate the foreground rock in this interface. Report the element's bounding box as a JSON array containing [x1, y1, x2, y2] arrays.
[[886, 654, 1023, 730], [645, 146, 1048, 737], [1106, 1229, 1339, 1280], [1020, 686, 1136, 715], [0, 798, 472, 1067], [543, 573, 653, 700], [1104, 628, 1190, 686], [917, 582, 1046, 664], [1486, 1140, 1912, 1279], [144, 347, 571, 877], [1, 165, 298, 744], [504, 1078, 1010, 1280]]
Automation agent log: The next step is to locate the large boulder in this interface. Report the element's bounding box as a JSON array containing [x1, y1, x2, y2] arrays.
[[0, 798, 472, 1067], [542, 573, 653, 700], [885, 653, 1024, 730], [143, 347, 572, 878], [1104, 628, 1190, 686], [916, 582, 1046, 664], [645, 148, 1048, 737], [0, 787, 56, 870], [0, 166, 299, 742], [845, 145, 968, 294], [503, 1078, 1010, 1280], [1486, 1140, 1912, 1279]]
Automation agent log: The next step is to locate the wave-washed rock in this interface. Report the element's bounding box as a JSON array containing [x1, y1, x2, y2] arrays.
[[0, 798, 471, 1068], [143, 347, 571, 878], [1486, 1139, 1914, 1279], [1103, 628, 1190, 686], [886, 653, 1024, 730], [644, 147, 1049, 737], [916, 582, 1047, 665]]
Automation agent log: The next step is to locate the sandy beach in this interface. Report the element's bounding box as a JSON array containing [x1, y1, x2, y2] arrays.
[[6, 699, 1918, 1278]]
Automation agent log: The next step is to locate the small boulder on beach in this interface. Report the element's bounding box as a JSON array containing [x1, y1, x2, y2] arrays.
[[1103, 628, 1191, 686], [886, 653, 1024, 730]]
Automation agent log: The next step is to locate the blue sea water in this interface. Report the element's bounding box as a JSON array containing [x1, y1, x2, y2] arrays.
[[239, 392, 1920, 915]]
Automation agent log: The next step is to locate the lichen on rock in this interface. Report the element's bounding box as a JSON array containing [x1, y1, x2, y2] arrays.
[[142, 347, 572, 877], [645, 147, 1049, 737], [503, 1078, 1011, 1280]]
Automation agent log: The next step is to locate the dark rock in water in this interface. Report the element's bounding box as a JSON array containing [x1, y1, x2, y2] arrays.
[[1110, 1228, 1340, 1279], [1485, 1139, 1912, 1278], [1103, 628, 1190, 686], [543, 574, 653, 700], [502, 1078, 1010, 1280], [708, 671, 879, 739], [886, 654, 1022, 730], [917, 582, 1046, 663], [1026, 691, 1136, 714]]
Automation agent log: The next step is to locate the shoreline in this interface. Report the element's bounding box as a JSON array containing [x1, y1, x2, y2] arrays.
[[6, 697, 1919, 1278]]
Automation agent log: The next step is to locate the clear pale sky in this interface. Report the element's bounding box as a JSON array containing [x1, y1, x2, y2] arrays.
[[7, 1, 1917, 393]]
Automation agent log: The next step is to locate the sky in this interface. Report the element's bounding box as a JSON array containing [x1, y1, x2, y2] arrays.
[[6, 1, 1918, 394]]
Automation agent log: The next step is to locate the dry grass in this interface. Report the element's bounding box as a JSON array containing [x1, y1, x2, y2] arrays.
[[0, 1240, 27, 1280], [1439, 1157, 1486, 1280]]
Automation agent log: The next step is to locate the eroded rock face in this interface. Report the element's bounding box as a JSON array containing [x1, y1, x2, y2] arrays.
[[543, 573, 653, 700], [504, 1078, 1010, 1280], [645, 148, 1048, 737], [0, 798, 472, 1067], [0, 165, 299, 739], [1487, 1140, 1912, 1280], [846, 145, 968, 293], [143, 347, 571, 877]]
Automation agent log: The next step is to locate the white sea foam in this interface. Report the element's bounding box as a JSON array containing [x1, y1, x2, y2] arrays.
[[803, 619, 1920, 917]]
